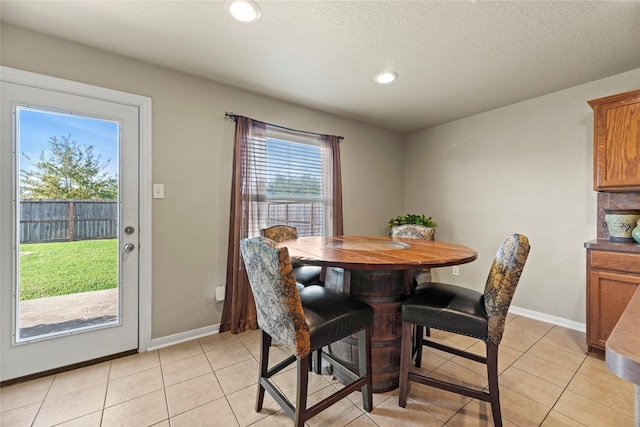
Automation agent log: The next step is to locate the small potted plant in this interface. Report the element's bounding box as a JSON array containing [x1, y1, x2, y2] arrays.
[[388, 213, 437, 240]]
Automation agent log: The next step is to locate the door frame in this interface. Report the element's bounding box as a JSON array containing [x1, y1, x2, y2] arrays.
[[0, 66, 153, 353]]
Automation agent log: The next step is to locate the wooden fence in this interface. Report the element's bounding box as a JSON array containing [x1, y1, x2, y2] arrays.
[[20, 200, 117, 243]]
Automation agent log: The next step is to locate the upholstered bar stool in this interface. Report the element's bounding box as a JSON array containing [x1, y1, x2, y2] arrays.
[[240, 237, 374, 427], [398, 234, 530, 427], [260, 225, 324, 287]]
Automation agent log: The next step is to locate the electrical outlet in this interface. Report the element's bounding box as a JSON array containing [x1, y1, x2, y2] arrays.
[[452, 266, 460, 276]]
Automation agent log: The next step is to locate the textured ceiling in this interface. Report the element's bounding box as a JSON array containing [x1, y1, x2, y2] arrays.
[[2, 1, 640, 133]]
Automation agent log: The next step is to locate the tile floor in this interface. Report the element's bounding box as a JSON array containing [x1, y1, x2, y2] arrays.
[[0, 313, 635, 426]]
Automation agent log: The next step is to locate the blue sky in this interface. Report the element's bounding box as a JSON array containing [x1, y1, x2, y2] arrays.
[[17, 107, 119, 177]]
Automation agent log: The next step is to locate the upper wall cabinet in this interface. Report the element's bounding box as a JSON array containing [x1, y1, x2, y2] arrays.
[[588, 90, 640, 191]]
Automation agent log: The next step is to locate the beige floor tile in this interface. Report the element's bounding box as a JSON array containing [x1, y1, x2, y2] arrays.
[[500, 327, 546, 353], [499, 367, 563, 407], [429, 360, 488, 391], [405, 380, 471, 423], [109, 350, 160, 380], [428, 330, 480, 352], [498, 385, 551, 426], [250, 409, 298, 426], [566, 373, 635, 416], [150, 421, 170, 427], [366, 393, 442, 426], [578, 355, 635, 390], [33, 383, 106, 427], [158, 339, 203, 365], [215, 358, 261, 395], [161, 353, 213, 387], [508, 316, 554, 336], [306, 384, 366, 427], [553, 389, 634, 427], [413, 345, 452, 372], [101, 389, 168, 427], [446, 400, 500, 427], [0, 376, 52, 412], [105, 366, 164, 407], [345, 414, 379, 426], [204, 339, 254, 371], [165, 372, 224, 417], [511, 353, 576, 388], [270, 366, 334, 404], [55, 410, 103, 426], [236, 328, 262, 358], [46, 362, 110, 398], [526, 338, 586, 372], [198, 330, 243, 353], [540, 410, 586, 426], [544, 326, 587, 356], [0, 401, 40, 427], [226, 383, 281, 427], [170, 397, 239, 427]]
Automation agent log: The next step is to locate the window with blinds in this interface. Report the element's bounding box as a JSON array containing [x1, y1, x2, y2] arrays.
[[248, 126, 325, 237]]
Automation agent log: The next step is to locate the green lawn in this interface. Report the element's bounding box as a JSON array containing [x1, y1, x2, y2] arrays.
[[19, 239, 118, 301]]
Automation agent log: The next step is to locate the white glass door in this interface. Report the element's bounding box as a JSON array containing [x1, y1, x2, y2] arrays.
[[1, 78, 139, 381]]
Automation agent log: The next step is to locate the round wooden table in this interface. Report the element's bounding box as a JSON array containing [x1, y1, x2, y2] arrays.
[[279, 235, 477, 392]]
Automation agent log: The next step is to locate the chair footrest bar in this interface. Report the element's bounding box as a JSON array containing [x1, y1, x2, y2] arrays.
[[408, 372, 491, 402], [424, 340, 487, 364]]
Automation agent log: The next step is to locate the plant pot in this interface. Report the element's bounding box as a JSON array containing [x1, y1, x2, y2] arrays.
[[604, 209, 640, 242], [390, 224, 435, 241]]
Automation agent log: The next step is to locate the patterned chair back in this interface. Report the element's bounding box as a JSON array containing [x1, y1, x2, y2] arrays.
[[391, 224, 435, 240], [483, 234, 530, 345], [260, 225, 298, 243], [240, 237, 311, 357]]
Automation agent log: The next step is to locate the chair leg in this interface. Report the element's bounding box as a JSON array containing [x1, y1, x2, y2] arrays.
[[256, 331, 271, 412], [486, 342, 502, 427], [313, 348, 322, 374], [294, 354, 310, 427], [414, 325, 424, 367], [357, 326, 373, 412], [398, 321, 413, 407]]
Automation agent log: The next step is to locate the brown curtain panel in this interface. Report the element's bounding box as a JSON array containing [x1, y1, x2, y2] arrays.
[[220, 117, 265, 333], [220, 118, 343, 333]]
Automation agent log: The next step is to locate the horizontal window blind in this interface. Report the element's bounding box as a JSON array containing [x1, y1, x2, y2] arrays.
[[247, 126, 325, 237]]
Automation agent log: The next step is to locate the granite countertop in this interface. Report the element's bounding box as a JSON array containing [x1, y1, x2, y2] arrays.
[[584, 239, 640, 254]]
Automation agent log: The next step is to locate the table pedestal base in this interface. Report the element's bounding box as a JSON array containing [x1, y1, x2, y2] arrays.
[[324, 267, 411, 393]]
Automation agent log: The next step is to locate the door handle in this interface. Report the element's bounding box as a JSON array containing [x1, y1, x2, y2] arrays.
[[123, 243, 135, 252]]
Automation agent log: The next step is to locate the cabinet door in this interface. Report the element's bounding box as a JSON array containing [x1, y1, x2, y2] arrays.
[[587, 269, 640, 351], [590, 91, 640, 191]]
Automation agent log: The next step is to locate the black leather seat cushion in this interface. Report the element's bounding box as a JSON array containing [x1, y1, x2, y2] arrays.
[[403, 282, 488, 340], [299, 285, 374, 351]]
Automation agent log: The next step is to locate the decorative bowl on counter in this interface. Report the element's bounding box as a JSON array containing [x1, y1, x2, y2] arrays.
[[604, 209, 640, 242]]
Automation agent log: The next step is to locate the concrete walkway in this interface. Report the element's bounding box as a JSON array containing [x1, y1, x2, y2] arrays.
[[19, 289, 118, 338]]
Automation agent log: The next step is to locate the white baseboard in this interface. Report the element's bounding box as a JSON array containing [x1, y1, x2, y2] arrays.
[[146, 324, 221, 352], [144, 307, 585, 353], [510, 305, 586, 333]]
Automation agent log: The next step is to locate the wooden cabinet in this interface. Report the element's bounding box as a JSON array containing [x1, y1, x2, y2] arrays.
[[588, 90, 640, 191], [586, 244, 640, 358]]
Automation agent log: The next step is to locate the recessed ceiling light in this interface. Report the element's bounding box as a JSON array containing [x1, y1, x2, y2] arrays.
[[374, 71, 398, 84], [225, 0, 262, 23]]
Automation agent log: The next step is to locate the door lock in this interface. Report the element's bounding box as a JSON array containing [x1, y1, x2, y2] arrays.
[[123, 243, 135, 252]]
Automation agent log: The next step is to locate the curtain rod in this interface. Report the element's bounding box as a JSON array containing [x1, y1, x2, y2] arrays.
[[225, 112, 343, 141]]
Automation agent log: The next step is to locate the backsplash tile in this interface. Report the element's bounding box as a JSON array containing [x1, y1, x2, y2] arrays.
[[596, 192, 640, 238]]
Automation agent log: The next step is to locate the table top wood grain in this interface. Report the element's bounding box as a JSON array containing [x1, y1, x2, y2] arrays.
[[278, 235, 478, 271]]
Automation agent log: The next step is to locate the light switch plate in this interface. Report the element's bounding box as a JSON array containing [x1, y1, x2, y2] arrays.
[[153, 184, 165, 199]]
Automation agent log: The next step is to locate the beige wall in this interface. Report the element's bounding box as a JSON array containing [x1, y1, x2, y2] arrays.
[[5, 22, 639, 334], [1, 24, 405, 338], [404, 68, 640, 324]]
